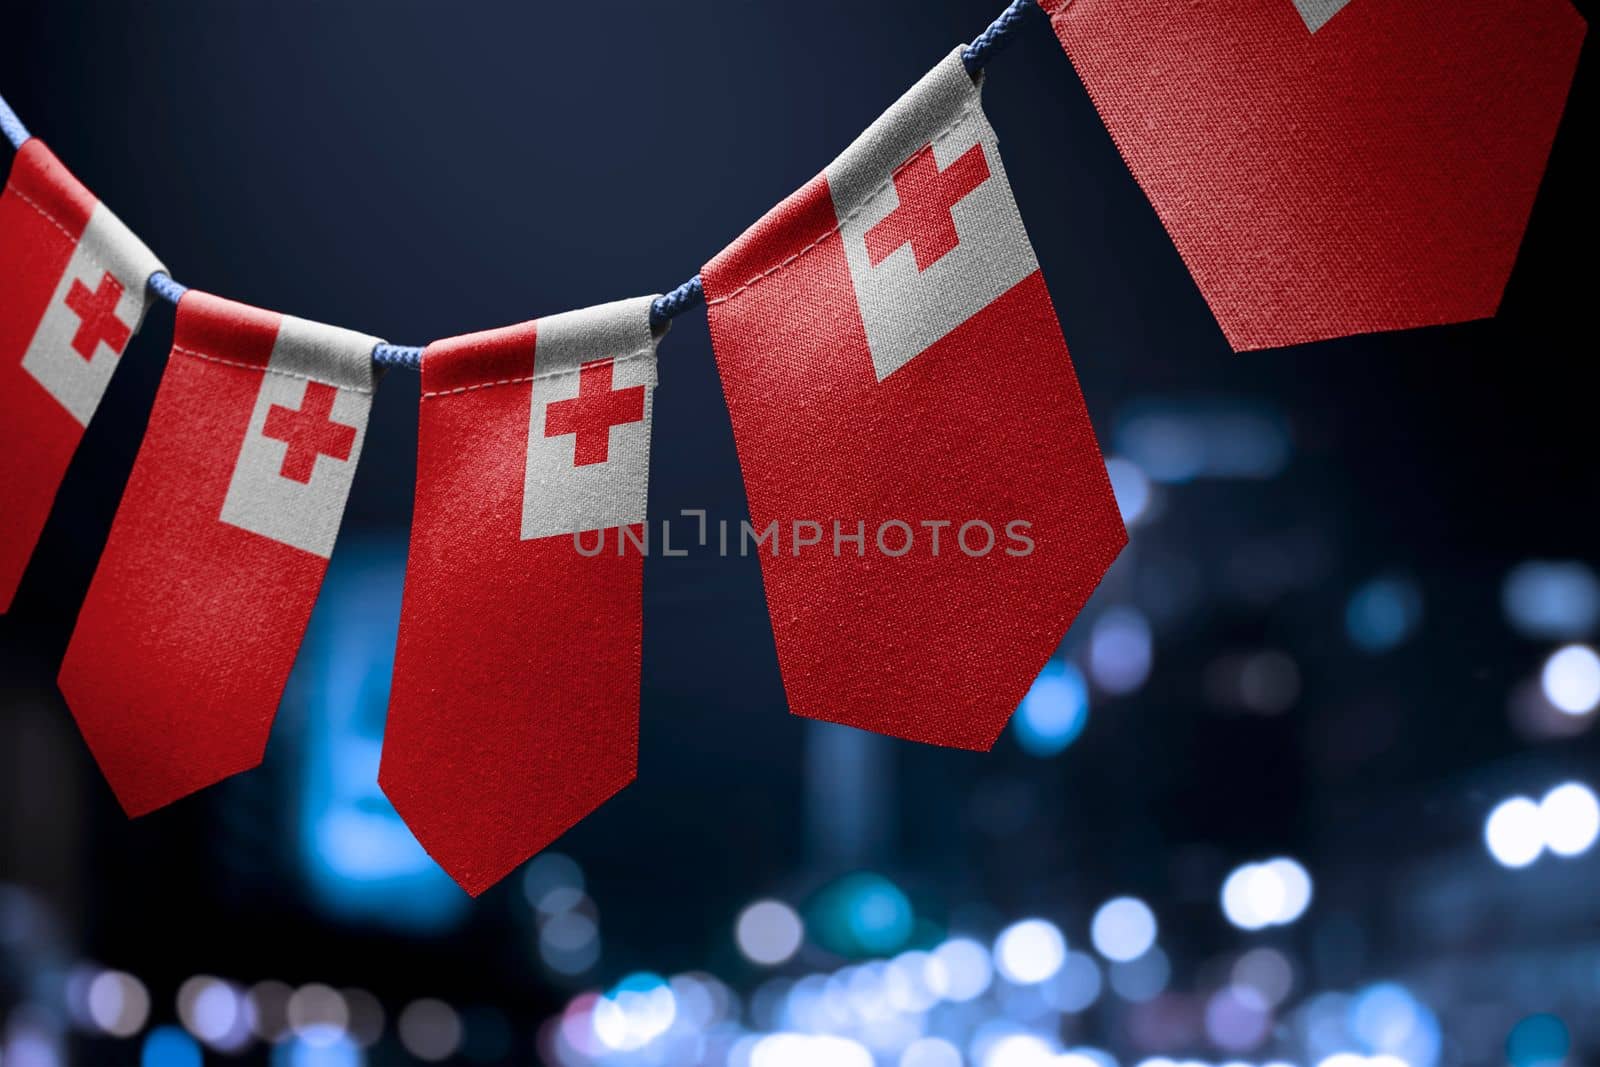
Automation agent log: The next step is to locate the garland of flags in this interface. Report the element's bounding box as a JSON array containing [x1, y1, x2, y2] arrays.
[[0, 0, 1583, 895]]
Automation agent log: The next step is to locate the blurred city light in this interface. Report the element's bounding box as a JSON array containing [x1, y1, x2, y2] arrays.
[[1502, 561, 1600, 639], [522, 852, 585, 912], [396, 998, 461, 1062], [1349, 982, 1441, 1067], [1089, 608, 1154, 695], [1106, 947, 1169, 1002], [286, 984, 348, 1048], [248, 981, 293, 1043], [1013, 661, 1090, 758], [1506, 1013, 1571, 1067], [539, 908, 601, 976], [1485, 796, 1545, 868], [1045, 951, 1103, 1013], [1485, 783, 1599, 868], [1221, 858, 1313, 929], [1231, 947, 1294, 1007], [140, 1026, 200, 1067], [1104, 456, 1153, 525], [86, 970, 149, 1038], [752, 1033, 873, 1067], [1344, 575, 1423, 653], [808, 873, 914, 958], [1089, 897, 1158, 962], [979, 1032, 1056, 1067], [1205, 985, 1271, 1051], [1537, 781, 1600, 857], [994, 920, 1067, 985], [736, 899, 805, 967], [291, 539, 468, 931], [1540, 644, 1600, 715], [592, 973, 675, 1052], [271, 1035, 361, 1067], [1114, 403, 1291, 483], [900, 1036, 963, 1067], [931, 938, 994, 1002], [340, 989, 383, 1049]]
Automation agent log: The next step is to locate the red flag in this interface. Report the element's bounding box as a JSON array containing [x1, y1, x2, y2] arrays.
[[701, 50, 1125, 752], [1040, 0, 1585, 350], [381, 297, 659, 896], [0, 140, 165, 610], [59, 291, 380, 815]]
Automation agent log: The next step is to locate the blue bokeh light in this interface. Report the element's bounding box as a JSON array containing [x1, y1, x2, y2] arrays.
[[807, 873, 915, 958], [1345, 575, 1423, 653], [1013, 661, 1090, 757], [1506, 1013, 1570, 1067], [1503, 561, 1600, 639], [288, 537, 468, 931], [141, 1026, 201, 1067]]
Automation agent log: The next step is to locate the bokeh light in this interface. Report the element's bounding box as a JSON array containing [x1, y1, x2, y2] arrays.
[[1012, 662, 1090, 757], [1345, 575, 1423, 653], [736, 899, 805, 967], [1506, 1013, 1570, 1067], [931, 938, 994, 1002], [140, 1026, 201, 1067], [1540, 645, 1600, 715], [87, 970, 150, 1038], [1485, 796, 1547, 868], [1221, 857, 1313, 929], [397, 999, 462, 1062], [900, 1036, 963, 1067], [1089, 897, 1157, 962], [1503, 562, 1600, 639], [1105, 456, 1153, 525], [1089, 608, 1154, 695], [994, 919, 1067, 985], [1538, 781, 1600, 857]]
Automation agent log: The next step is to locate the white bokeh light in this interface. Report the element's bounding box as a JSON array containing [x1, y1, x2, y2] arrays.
[[1540, 782, 1600, 857], [994, 920, 1067, 985], [1265, 857, 1312, 923], [981, 1033, 1056, 1067], [754, 1033, 872, 1067], [87, 970, 149, 1038], [931, 938, 994, 1002], [1541, 645, 1600, 715], [736, 900, 805, 967], [1220, 858, 1312, 929], [1485, 796, 1546, 868], [900, 1036, 964, 1067], [1089, 897, 1157, 962]]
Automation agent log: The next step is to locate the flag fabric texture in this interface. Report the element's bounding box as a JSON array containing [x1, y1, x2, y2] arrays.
[[1039, 0, 1586, 351], [381, 296, 661, 896], [59, 291, 380, 816], [701, 49, 1125, 752], [0, 139, 165, 611]]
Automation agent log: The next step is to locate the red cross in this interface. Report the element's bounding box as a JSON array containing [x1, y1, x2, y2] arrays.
[[64, 271, 133, 360], [544, 358, 646, 467], [262, 381, 357, 484], [864, 142, 992, 272]]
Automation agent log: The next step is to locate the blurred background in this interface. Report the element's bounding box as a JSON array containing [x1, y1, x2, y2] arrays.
[[0, 1, 1594, 1065]]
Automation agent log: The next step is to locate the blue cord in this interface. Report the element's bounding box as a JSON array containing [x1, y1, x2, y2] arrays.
[[148, 271, 188, 304], [964, 0, 1036, 73], [1, 93, 29, 149], [0, 0, 1032, 367]]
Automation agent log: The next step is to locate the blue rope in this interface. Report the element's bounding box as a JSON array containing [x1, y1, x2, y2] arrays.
[[374, 343, 424, 370], [0, 0, 1032, 368], [1, 93, 30, 149], [964, 0, 1037, 73], [651, 276, 703, 328], [148, 271, 188, 304]]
